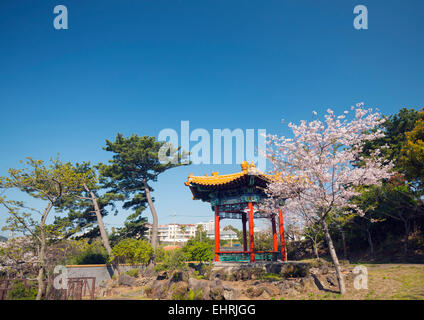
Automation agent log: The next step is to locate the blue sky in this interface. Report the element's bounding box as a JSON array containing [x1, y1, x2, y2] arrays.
[[0, 0, 423, 236]]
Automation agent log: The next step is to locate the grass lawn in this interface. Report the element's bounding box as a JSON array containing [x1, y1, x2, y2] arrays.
[[287, 263, 424, 300]]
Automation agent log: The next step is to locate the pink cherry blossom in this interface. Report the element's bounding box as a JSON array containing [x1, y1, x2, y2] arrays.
[[262, 104, 394, 227]]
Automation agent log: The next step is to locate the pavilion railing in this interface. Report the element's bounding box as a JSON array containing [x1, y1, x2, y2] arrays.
[[217, 251, 281, 262]]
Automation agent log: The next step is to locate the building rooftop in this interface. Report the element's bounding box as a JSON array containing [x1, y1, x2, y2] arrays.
[[185, 161, 273, 187]]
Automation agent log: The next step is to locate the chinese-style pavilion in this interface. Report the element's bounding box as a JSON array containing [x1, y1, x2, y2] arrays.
[[185, 161, 287, 263]]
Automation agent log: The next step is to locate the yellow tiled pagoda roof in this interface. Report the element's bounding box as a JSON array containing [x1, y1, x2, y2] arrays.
[[185, 161, 273, 186]]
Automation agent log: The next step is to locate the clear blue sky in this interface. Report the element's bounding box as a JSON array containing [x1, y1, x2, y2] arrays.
[[0, 0, 423, 236]]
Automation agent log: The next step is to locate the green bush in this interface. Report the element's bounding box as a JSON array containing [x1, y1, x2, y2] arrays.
[[183, 240, 214, 262], [7, 281, 37, 300], [154, 246, 168, 263], [125, 268, 140, 278], [71, 246, 109, 265], [261, 273, 281, 282], [155, 249, 188, 272], [110, 238, 153, 265], [187, 288, 203, 300]]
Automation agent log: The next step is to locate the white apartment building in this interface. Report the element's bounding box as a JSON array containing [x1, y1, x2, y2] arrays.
[[196, 220, 215, 239], [144, 220, 256, 243], [156, 223, 196, 244]]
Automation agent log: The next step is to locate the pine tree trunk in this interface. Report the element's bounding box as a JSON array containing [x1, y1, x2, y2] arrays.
[[143, 179, 158, 251], [83, 184, 119, 276], [321, 219, 346, 295], [84, 185, 113, 254]]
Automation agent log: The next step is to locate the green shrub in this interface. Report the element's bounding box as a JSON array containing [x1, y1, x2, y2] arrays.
[[110, 239, 153, 265], [71, 246, 109, 265], [154, 247, 168, 263], [261, 273, 281, 282], [7, 281, 37, 300], [125, 268, 140, 278], [183, 240, 214, 262], [155, 249, 188, 272], [187, 288, 203, 300], [143, 285, 152, 298], [193, 270, 207, 280]]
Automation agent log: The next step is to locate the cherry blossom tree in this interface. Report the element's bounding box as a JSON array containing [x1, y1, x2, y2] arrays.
[[263, 104, 393, 294], [0, 237, 38, 277]]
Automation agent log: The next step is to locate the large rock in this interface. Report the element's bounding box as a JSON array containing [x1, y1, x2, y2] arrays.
[[222, 285, 240, 300], [210, 269, 229, 280], [141, 266, 156, 278], [209, 287, 225, 300], [224, 266, 266, 281], [170, 281, 189, 299], [135, 276, 155, 287], [280, 263, 310, 278], [244, 286, 266, 298], [151, 279, 170, 300], [299, 276, 318, 292], [277, 279, 298, 295], [118, 274, 137, 287], [188, 278, 211, 300], [265, 262, 283, 274], [170, 271, 189, 283], [208, 278, 225, 300], [261, 284, 280, 298]]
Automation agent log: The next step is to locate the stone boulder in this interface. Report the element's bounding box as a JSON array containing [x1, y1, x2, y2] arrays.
[[244, 286, 266, 298], [280, 263, 310, 278], [118, 274, 137, 287], [141, 266, 157, 278], [151, 279, 170, 300], [265, 262, 283, 275], [299, 276, 318, 292], [188, 278, 211, 300], [222, 285, 240, 300], [169, 281, 189, 299]]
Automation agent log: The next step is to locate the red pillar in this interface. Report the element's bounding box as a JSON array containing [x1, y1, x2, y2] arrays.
[[248, 202, 255, 262], [271, 214, 278, 260], [242, 213, 247, 252], [278, 209, 287, 261], [215, 205, 220, 262]]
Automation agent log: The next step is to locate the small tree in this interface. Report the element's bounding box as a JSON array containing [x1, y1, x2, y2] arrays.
[[155, 248, 188, 272], [70, 239, 109, 265], [183, 239, 214, 262], [263, 105, 393, 294], [110, 238, 153, 265], [400, 108, 424, 192], [361, 176, 421, 256], [0, 157, 91, 299]]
